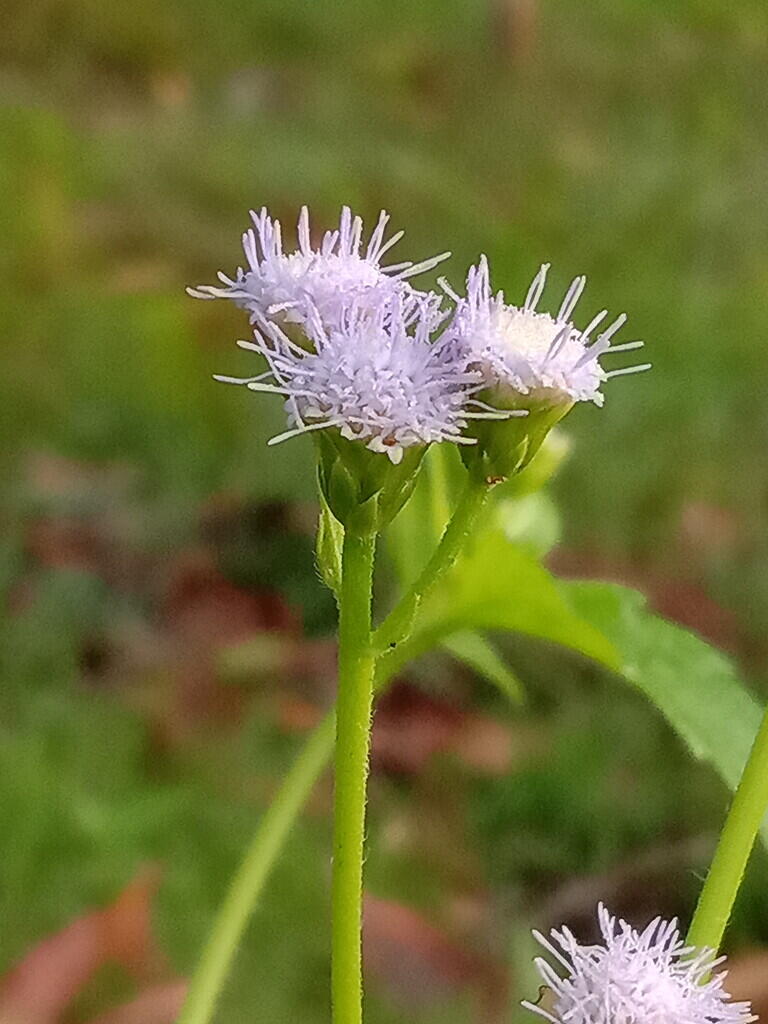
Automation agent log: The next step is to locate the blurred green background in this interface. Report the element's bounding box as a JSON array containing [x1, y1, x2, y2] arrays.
[[2, 1, 768, 1021]]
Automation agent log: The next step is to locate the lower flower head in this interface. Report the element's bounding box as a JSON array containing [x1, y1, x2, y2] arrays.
[[215, 294, 511, 465], [523, 904, 755, 1024], [446, 257, 650, 408]]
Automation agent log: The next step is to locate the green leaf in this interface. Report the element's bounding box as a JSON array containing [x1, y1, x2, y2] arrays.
[[417, 528, 619, 667], [561, 581, 766, 829], [379, 528, 619, 679], [387, 530, 767, 847], [440, 631, 525, 705]]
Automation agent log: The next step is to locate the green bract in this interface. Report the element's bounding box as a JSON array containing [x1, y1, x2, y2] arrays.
[[462, 387, 573, 481], [315, 429, 426, 535]]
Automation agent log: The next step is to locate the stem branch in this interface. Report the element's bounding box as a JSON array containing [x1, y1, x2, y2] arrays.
[[373, 475, 489, 653]]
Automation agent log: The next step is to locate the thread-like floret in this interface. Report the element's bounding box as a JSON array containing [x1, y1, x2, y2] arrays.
[[215, 294, 514, 464], [446, 257, 649, 405], [188, 205, 449, 329], [523, 904, 755, 1024]]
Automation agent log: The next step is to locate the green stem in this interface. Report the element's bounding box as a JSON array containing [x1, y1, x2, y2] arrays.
[[373, 474, 490, 653], [176, 713, 336, 1024], [177, 649, 414, 1024], [176, 483, 488, 1024], [687, 702, 768, 952], [332, 529, 377, 1024]]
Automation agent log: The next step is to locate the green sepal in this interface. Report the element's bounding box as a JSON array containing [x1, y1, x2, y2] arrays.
[[375, 449, 424, 526], [315, 430, 427, 534], [505, 428, 571, 497], [315, 490, 344, 598], [462, 389, 573, 482]]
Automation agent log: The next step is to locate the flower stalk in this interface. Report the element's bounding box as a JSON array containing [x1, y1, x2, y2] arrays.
[[373, 471, 491, 653], [687, 701, 768, 953], [174, 473, 493, 1024]]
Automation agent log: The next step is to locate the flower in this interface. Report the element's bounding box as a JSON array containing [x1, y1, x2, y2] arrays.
[[215, 293, 512, 465], [445, 256, 650, 407], [187, 205, 449, 329], [522, 904, 755, 1024]]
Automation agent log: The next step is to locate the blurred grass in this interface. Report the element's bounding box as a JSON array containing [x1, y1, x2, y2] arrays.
[[3, 0, 768, 566], [2, 0, 768, 1020]]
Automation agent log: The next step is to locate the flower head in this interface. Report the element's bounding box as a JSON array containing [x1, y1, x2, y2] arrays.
[[215, 293, 510, 465], [523, 904, 755, 1024], [188, 205, 449, 329], [446, 257, 649, 407]]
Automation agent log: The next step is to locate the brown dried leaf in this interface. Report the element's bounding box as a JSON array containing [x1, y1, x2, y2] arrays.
[[363, 895, 506, 1021], [371, 684, 514, 776], [158, 549, 295, 728], [84, 980, 188, 1024], [0, 870, 162, 1024], [724, 949, 768, 1021]]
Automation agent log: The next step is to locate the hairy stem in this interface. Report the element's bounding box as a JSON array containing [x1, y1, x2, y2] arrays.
[[176, 481, 489, 1024], [332, 529, 377, 1024], [687, 702, 768, 952]]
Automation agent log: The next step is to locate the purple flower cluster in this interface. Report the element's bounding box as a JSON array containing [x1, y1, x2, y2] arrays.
[[523, 905, 754, 1024], [190, 206, 647, 461]]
